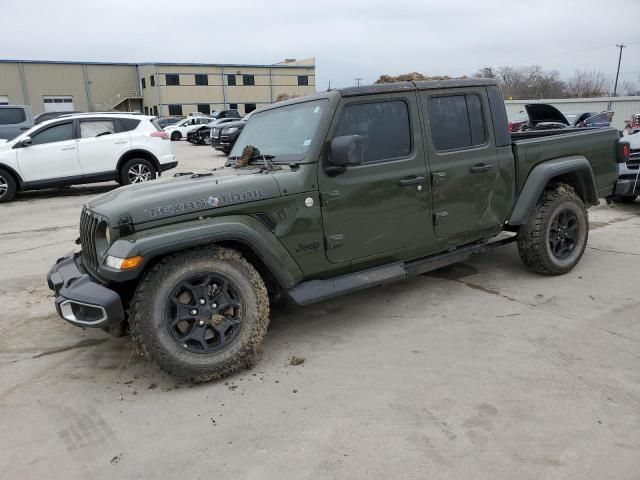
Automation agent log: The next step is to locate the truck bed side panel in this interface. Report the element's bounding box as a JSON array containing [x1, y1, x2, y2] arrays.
[[512, 128, 619, 197]]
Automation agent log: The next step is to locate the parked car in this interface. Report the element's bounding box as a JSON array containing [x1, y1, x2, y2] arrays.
[[211, 112, 255, 154], [156, 116, 185, 129], [511, 104, 614, 132], [210, 109, 241, 120], [164, 116, 212, 141], [47, 79, 624, 381], [186, 118, 240, 144], [611, 132, 640, 203], [0, 105, 34, 140], [34, 110, 83, 125], [0, 113, 177, 203]]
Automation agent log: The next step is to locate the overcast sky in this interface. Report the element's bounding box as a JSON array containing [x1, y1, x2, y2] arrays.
[[1, 0, 639, 90]]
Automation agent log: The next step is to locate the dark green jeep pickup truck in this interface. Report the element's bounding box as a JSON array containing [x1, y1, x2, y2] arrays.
[[48, 79, 628, 381]]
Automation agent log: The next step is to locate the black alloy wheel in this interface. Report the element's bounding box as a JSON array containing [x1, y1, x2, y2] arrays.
[[165, 273, 243, 354]]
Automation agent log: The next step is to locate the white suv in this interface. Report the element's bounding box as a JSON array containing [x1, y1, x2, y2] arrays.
[[0, 113, 177, 202], [164, 116, 212, 141]]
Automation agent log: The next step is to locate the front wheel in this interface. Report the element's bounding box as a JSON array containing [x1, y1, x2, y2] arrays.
[[0, 168, 17, 203], [517, 184, 588, 275], [170, 131, 181, 141], [129, 247, 270, 382]]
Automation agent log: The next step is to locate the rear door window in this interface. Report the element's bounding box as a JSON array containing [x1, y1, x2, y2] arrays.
[[80, 120, 116, 138], [427, 94, 486, 151], [0, 108, 26, 125]]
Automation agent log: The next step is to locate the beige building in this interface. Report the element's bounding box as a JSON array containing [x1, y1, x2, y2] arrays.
[[0, 58, 316, 117]]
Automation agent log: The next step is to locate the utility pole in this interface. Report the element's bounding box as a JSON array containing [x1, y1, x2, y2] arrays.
[[355, 77, 363, 86], [613, 43, 626, 97]]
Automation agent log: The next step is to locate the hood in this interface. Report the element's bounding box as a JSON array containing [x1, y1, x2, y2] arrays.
[[525, 104, 569, 127], [87, 168, 282, 226], [216, 119, 245, 129], [0, 139, 8, 146]]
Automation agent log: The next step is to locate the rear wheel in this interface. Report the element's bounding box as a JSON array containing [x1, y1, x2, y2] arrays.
[[119, 158, 157, 185], [0, 168, 17, 203], [611, 195, 637, 204], [517, 184, 588, 275], [129, 247, 270, 382], [170, 131, 181, 141]]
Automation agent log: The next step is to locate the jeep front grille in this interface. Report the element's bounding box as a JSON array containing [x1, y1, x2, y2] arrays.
[[80, 208, 101, 273]]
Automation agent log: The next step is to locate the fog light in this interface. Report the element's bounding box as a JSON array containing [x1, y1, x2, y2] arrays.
[[105, 255, 143, 270]]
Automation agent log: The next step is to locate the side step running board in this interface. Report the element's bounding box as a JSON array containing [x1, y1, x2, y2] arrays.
[[287, 236, 516, 305]]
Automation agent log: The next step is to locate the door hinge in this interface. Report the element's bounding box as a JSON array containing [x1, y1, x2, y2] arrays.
[[326, 234, 344, 250], [320, 190, 340, 207], [433, 211, 449, 225], [432, 171, 447, 186]]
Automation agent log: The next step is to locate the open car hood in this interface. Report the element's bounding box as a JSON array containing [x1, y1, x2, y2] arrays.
[[525, 104, 569, 127]]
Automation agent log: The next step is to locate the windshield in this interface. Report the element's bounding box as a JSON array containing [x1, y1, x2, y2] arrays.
[[229, 99, 328, 162], [563, 113, 578, 124]]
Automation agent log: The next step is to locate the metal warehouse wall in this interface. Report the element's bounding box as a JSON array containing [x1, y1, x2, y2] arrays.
[[505, 96, 640, 130]]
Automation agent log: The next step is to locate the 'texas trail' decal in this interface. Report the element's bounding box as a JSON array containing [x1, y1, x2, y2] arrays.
[[144, 190, 265, 218]]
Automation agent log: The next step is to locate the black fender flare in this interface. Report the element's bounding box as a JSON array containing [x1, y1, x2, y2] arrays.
[[99, 215, 303, 289], [508, 156, 598, 225]]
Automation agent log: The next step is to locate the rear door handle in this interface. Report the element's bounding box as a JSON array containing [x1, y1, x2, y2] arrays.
[[61, 146, 76, 150], [398, 176, 425, 187], [113, 140, 128, 144], [469, 163, 494, 173]]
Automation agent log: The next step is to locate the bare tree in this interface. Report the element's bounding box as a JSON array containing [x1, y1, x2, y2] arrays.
[[621, 77, 640, 96], [497, 65, 564, 99], [564, 70, 611, 98]]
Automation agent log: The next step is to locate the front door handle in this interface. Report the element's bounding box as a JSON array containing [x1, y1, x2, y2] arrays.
[[113, 140, 128, 144], [61, 146, 76, 150], [469, 163, 494, 173], [398, 176, 425, 187]]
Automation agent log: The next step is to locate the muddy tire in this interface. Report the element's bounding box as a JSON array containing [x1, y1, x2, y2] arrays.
[[611, 195, 637, 204], [129, 247, 269, 382], [0, 168, 17, 203], [517, 184, 588, 275]]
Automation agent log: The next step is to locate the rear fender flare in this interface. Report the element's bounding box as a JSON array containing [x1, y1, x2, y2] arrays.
[[508, 156, 598, 225]]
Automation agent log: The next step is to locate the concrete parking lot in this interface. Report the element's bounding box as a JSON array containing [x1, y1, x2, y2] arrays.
[[1, 141, 639, 479]]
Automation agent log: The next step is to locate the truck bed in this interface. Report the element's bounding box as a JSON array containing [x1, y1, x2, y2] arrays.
[[511, 127, 620, 197]]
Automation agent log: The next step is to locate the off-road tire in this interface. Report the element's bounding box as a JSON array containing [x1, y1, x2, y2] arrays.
[[129, 247, 270, 382], [611, 195, 637, 204], [119, 158, 157, 185], [170, 131, 181, 141], [0, 168, 17, 203], [517, 183, 588, 275]]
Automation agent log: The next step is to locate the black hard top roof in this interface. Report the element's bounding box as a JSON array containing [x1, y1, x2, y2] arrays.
[[338, 78, 497, 97]]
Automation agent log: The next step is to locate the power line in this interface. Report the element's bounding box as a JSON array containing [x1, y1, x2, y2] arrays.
[[354, 77, 363, 86]]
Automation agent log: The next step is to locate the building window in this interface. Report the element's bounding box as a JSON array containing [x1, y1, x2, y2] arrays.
[[166, 74, 180, 86], [0, 95, 10, 105], [427, 94, 486, 151], [153, 105, 158, 116], [195, 74, 208, 86], [197, 104, 211, 115], [298, 75, 309, 86], [244, 103, 256, 114], [333, 100, 411, 163], [144, 106, 149, 115], [242, 75, 255, 86], [141, 78, 146, 89], [168, 104, 183, 116], [42, 96, 75, 112], [229, 103, 238, 110], [150, 75, 155, 87], [227, 74, 236, 86]]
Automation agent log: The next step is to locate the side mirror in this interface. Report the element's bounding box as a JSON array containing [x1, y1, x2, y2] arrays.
[[329, 135, 364, 167], [19, 136, 32, 148]]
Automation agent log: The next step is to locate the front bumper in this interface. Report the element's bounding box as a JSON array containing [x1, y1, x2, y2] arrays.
[[47, 252, 125, 328]]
